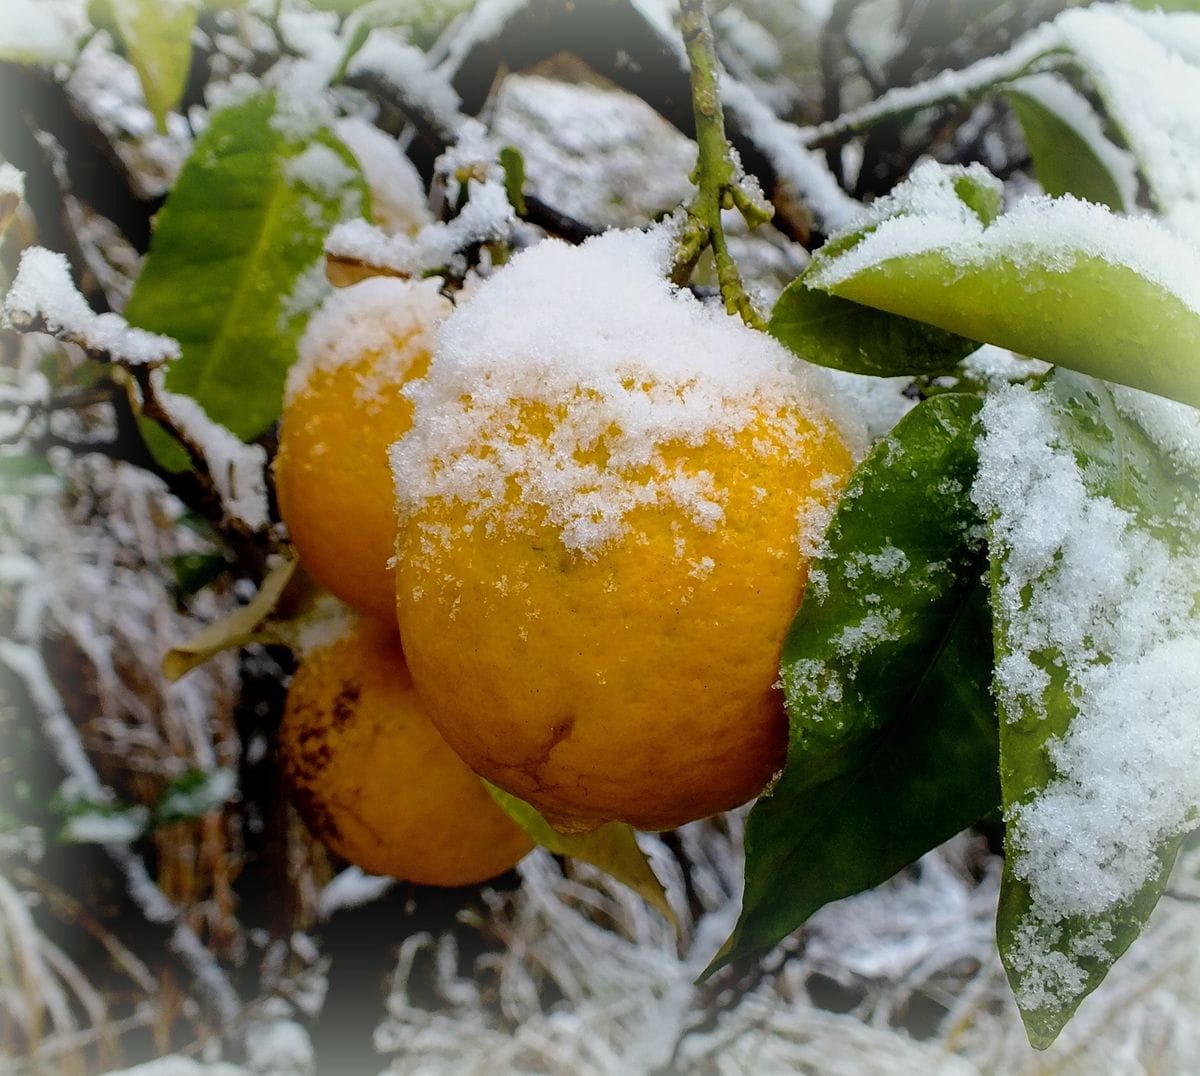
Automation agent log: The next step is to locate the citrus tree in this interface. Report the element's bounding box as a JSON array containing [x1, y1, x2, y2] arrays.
[[1, 0, 1198, 1071]]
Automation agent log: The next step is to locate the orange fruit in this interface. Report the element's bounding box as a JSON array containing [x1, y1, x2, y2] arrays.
[[389, 230, 857, 832], [279, 614, 533, 885], [275, 277, 451, 621]]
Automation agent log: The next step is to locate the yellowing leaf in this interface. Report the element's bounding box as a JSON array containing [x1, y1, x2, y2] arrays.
[[486, 784, 679, 934], [163, 556, 298, 680]]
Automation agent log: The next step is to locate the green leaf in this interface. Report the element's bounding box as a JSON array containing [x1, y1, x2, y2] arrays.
[[806, 164, 1200, 409], [769, 283, 977, 377], [980, 369, 1200, 1046], [485, 784, 679, 934], [769, 164, 997, 377], [1005, 74, 1135, 212], [153, 767, 236, 825], [711, 394, 999, 973], [125, 93, 367, 470], [170, 552, 233, 599], [499, 146, 527, 216], [109, 0, 198, 132]]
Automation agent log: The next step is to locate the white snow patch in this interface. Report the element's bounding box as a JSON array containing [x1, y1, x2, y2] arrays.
[[61, 806, 149, 844], [317, 866, 396, 920], [0, 162, 25, 201], [3, 248, 180, 365], [325, 120, 515, 276], [333, 116, 433, 237], [0, 0, 86, 64], [1057, 6, 1200, 242]]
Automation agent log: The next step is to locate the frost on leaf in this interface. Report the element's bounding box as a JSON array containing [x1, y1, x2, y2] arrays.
[[973, 372, 1200, 1046]]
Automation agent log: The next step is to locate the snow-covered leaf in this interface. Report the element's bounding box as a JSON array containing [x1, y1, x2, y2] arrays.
[[713, 394, 998, 973], [125, 93, 367, 469], [974, 369, 1200, 1047], [1055, 6, 1200, 240], [769, 165, 999, 377], [1004, 74, 1136, 212], [805, 162, 1200, 408], [485, 784, 678, 933]]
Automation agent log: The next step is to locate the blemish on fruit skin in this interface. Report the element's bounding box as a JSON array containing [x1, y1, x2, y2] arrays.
[[331, 680, 362, 728]]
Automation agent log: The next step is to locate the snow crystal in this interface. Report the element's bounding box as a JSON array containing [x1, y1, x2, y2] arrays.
[[390, 225, 860, 558], [326, 117, 514, 275], [0, 0, 86, 65], [284, 276, 451, 404], [972, 382, 1200, 1011], [243, 1017, 314, 1076], [283, 143, 356, 201], [0, 162, 25, 201], [333, 116, 433, 236], [3, 248, 180, 365], [326, 175, 514, 277], [149, 372, 270, 532], [808, 161, 1200, 321], [61, 806, 150, 844], [317, 866, 396, 920]]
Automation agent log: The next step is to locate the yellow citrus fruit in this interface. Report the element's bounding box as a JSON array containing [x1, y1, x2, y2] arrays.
[[275, 277, 451, 621], [389, 230, 858, 832], [279, 615, 534, 885]]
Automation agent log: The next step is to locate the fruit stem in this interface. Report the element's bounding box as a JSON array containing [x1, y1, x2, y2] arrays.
[[671, 0, 772, 331]]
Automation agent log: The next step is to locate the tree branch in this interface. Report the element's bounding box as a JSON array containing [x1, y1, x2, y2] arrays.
[[671, 0, 771, 330]]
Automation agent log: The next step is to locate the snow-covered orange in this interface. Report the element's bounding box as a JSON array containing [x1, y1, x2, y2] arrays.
[[390, 229, 859, 832], [275, 277, 451, 621]]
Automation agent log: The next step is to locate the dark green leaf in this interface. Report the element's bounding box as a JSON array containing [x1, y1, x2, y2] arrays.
[[153, 767, 236, 825], [769, 282, 977, 377], [711, 394, 998, 973], [1005, 74, 1134, 211], [125, 94, 367, 470], [170, 552, 232, 599]]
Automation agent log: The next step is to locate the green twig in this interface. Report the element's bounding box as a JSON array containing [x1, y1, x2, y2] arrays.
[[671, 0, 772, 330]]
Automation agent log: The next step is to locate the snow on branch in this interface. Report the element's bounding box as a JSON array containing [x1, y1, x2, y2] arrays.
[[3, 248, 179, 366], [147, 371, 270, 534], [3, 247, 269, 533], [325, 120, 516, 277], [798, 22, 1066, 147]]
